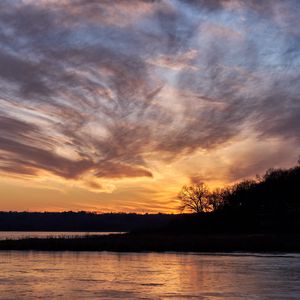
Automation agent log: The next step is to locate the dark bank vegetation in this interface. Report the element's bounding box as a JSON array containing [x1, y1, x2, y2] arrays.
[[1, 233, 300, 252], [171, 162, 300, 234]]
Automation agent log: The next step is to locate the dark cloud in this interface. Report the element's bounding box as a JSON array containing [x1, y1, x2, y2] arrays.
[[0, 0, 299, 186], [0, 52, 52, 96], [179, 0, 228, 11]]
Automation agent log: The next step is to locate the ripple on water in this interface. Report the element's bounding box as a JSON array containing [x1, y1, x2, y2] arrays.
[[0, 251, 299, 299]]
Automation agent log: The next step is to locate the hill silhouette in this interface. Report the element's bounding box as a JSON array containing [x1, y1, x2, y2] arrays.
[[0, 211, 176, 232]]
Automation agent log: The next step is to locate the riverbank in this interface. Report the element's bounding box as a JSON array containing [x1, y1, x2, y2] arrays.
[[0, 233, 300, 252]]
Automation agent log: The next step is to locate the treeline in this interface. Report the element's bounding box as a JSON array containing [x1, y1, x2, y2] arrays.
[[0, 212, 176, 232], [1, 164, 299, 234], [170, 163, 300, 233]]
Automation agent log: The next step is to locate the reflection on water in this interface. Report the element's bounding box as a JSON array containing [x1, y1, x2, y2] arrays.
[[0, 251, 300, 299], [0, 231, 125, 240]]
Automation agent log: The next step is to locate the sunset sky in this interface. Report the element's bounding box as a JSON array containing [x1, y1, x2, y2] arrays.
[[0, 0, 299, 213]]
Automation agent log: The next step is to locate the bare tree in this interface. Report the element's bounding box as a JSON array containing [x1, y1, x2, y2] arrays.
[[209, 188, 224, 211], [178, 183, 212, 213]]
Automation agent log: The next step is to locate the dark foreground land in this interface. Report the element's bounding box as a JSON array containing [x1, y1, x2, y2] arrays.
[[1, 233, 300, 252]]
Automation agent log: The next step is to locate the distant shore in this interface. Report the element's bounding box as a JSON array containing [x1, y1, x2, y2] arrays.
[[1, 233, 300, 252]]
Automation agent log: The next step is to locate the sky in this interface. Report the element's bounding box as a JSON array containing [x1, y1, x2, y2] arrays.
[[0, 0, 300, 213]]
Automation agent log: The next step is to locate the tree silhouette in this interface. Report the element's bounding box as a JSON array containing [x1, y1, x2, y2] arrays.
[[223, 179, 257, 210], [178, 183, 212, 213], [209, 188, 224, 211]]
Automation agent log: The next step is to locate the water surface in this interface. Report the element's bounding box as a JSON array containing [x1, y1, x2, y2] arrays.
[[0, 231, 124, 240], [0, 251, 300, 299]]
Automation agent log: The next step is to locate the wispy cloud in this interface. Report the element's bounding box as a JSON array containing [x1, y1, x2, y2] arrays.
[[0, 0, 299, 192]]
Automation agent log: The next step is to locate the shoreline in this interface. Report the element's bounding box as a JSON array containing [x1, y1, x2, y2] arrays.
[[1, 233, 300, 253]]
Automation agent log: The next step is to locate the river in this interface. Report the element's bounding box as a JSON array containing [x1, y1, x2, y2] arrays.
[[0, 251, 299, 299]]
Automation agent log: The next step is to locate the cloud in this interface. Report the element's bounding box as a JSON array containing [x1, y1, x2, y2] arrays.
[[0, 0, 299, 190]]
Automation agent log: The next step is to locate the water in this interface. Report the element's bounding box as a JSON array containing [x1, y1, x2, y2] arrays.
[[0, 252, 299, 299], [0, 231, 125, 240]]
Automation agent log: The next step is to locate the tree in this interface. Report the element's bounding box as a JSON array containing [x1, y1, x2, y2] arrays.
[[222, 179, 257, 210], [178, 183, 212, 213], [209, 188, 224, 211]]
